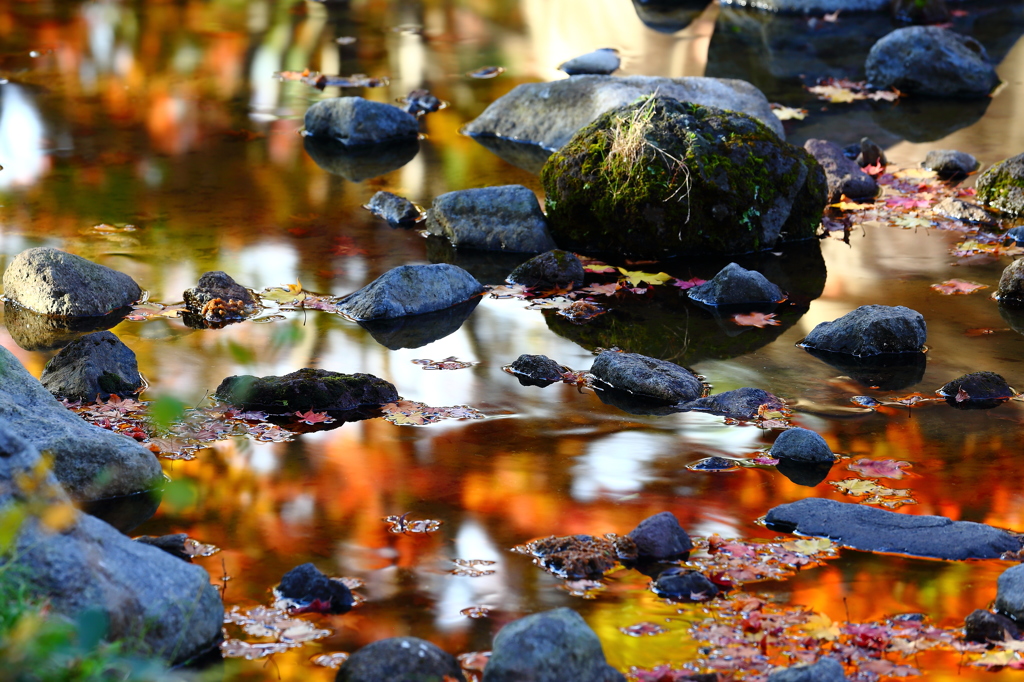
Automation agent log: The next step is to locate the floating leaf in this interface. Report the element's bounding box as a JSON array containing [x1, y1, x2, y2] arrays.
[[310, 652, 350, 669], [412, 356, 477, 370], [383, 513, 442, 534], [460, 606, 492, 619], [486, 284, 532, 298], [616, 268, 672, 286], [466, 66, 504, 78], [452, 559, 497, 577], [931, 279, 988, 295], [771, 105, 808, 121], [782, 537, 832, 554], [381, 400, 484, 426], [803, 613, 841, 641], [670, 276, 707, 290], [557, 300, 606, 323], [732, 312, 780, 328], [577, 282, 621, 296], [847, 458, 911, 479], [581, 260, 618, 274], [620, 622, 668, 637], [294, 410, 334, 425]]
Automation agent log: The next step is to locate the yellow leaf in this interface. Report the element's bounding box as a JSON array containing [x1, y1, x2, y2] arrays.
[[977, 650, 1018, 667], [803, 613, 841, 641], [832, 478, 883, 496], [784, 537, 833, 554], [830, 200, 874, 211], [807, 85, 860, 103], [39, 502, 77, 532], [616, 268, 672, 286], [772, 106, 808, 121]]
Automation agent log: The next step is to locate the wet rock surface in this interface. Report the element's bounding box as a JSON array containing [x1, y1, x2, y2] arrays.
[[338, 263, 484, 320], [277, 563, 353, 614], [2, 247, 142, 317], [483, 607, 625, 682], [767, 657, 848, 682], [506, 353, 567, 386], [215, 368, 398, 414], [865, 27, 999, 98], [462, 75, 783, 151], [425, 185, 556, 253], [0, 344, 162, 501], [627, 512, 693, 561], [923, 149, 979, 177], [558, 48, 620, 75], [800, 305, 927, 356], [518, 534, 638, 579], [680, 387, 787, 420], [39, 331, 143, 401], [0, 426, 223, 664], [933, 196, 997, 224], [688, 263, 786, 307], [135, 533, 191, 562], [590, 350, 704, 403], [804, 139, 878, 202], [937, 371, 1013, 408], [765, 498, 1022, 560], [542, 97, 826, 258], [995, 564, 1024, 622], [650, 567, 720, 601], [303, 97, 419, 146], [964, 609, 1020, 643], [977, 151, 1024, 216], [336, 637, 465, 682], [770, 427, 835, 464], [365, 190, 421, 226], [182, 271, 256, 324], [507, 249, 585, 288], [997, 257, 1024, 304]]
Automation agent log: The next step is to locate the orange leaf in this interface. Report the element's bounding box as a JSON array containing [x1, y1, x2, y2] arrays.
[[931, 279, 988, 295], [732, 312, 780, 328]]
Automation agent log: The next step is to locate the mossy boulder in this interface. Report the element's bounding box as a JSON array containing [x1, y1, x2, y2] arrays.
[[215, 368, 398, 414], [540, 96, 827, 258], [977, 152, 1024, 216]]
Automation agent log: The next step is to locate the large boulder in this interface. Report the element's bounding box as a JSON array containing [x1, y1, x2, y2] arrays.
[[39, 331, 143, 401], [800, 305, 926, 356], [590, 351, 704, 403], [865, 27, 999, 98], [0, 345, 162, 501], [803, 139, 877, 202], [214, 368, 398, 414], [462, 75, 784, 152], [483, 608, 624, 682], [2, 247, 141, 317], [541, 97, 826, 258], [977, 152, 1024, 216], [338, 264, 484, 320], [304, 97, 419, 146], [425, 186, 557, 253], [765, 498, 1022, 560], [0, 426, 222, 664]]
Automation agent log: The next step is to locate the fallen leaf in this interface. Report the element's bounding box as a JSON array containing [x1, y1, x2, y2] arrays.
[[955, 386, 970, 403], [466, 66, 504, 78], [732, 312, 780, 328], [616, 267, 673, 286], [310, 652, 350, 669], [460, 606, 492, 618], [670, 277, 707, 290], [803, 613, 841, 641], [771, 105, 808, 121], [847, 458, 912, 479], [620, 622, 668, 637], [931, 279, 988, 295], [822, 9, 840, 21], [294, 410, 334, 425], [411, 356, 477, 370], [808, 84, 858, 103], [577, 282, 621, 296]]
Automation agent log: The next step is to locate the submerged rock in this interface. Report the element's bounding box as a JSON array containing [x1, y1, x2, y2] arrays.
[[365, 190, 421, 226], [770, 427, 835, 464], [541, 97, 826, 258], [964, 609, 1019, 643], [997, 254, 1024, 305], [933, 196, 997, 224], [936, 371, 1013, 409], [767, 658, 848, 682], [0, 345, 162, 501], [800, 305, 926, 357], [765, 498, 1022, 560], [803, 139, 878, 202], [977, 152, 1024, 216], [426, 185, 556, 253], [590, 350, 704, 403], [506, 353, 567, 386], [304, 97, 419, 146], [687, 263, 786, 307], [680, 387, 787, 420], [627, 512, 693, 561], [559, 48, 620, 75], [336, 637, 465, 682], [0, 426, 223, 664], [507, 250, 585, 288], [182, 271, 257, 325], [650, 567, 720, 601], [277, 563, 353, 614], [996, 564, 1024, 623], [215, 368, 398, 414], [854, 138, 887, 168], [923, 149, 979, 178], [483, 608, 625, 682], [2, 247, 142, 317], [338, 264, 484, 320], [40, 331, 143, 401], [462, 75, 783, 151], [865, 27, 999, 98]]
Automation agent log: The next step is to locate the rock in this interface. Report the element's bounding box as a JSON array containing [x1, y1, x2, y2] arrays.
[[365, 190, 421, 226], [517, 534, 638, 579], [338, 264, 484, 320], [182, 271, 257, 324], [462, 75, 784, 151], [800, 305, 927, 356], [996, 564, 1024, 622], [506, 354, 567, 387], [277, 563, 353, 614], [1008, 227, 1024, 245], [855, 138, 887, 168], [720, 0, 886, 12], [39, 331, 143, 402], [998, 252, 1024, 306], [507, 250, 585, 288], [627, 512, 693, 561], [765, 498, 1022, 560], [356, 298, 481, 350], [965, 609, 1019, 643], [2, 304, 130, 352], [559, 48, 621, 75], [590, 350, 704, 403], [303, 97, 419, 146], [936, 371, 1014, 409], [401, 88, 443, 116], [802, 347, 927, 391], [891, 0, 949, 24], [336, 637, 465, 682], [483, 608, 625, 682], [690, 456, 741, 470], [687, 263, 786, 307], [425, 185, 556, 253], [933, 196, 997, 224], [632, 0, 709, 33], [804, 139, 878, 202], [83, 490, 160, 534], [767, 658, 847, 682], [977, 152, 1024, 216], [650, 567, 720, 601], [0, 427, 222, 663], [135, 534, 191, 562], [542, 97, 826, 258], [303, 136, 419, 182], [214, 368, 398, 414], [770, 427, 835, 464], [2, 247, 142, 317], [923, 149, 979, 178], [0, 344, 162, 501], [680, 387, 787, 420], [865, 27, 999, 98]]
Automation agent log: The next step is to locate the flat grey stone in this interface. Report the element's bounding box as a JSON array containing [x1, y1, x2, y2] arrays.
[[590, 351, 703, 403], [688, 263, 785, 307], [304, 97, 419, 146], [933, 196, 997, 224], [426, 185, 556, 253], [923, 149, 979, 176], [338, 264, 484, 320]]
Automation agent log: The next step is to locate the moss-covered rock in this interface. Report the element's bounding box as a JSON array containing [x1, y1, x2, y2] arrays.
[[977, 152, 1024, 216], [214, 368, 398, 414], [540, 96, 827, 257]]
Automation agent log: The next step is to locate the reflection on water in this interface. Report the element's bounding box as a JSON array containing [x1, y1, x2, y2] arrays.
[[1, 0, 1024, 679]]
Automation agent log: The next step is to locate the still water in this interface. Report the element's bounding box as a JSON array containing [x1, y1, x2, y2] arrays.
[[2, 0, 1024, 679]]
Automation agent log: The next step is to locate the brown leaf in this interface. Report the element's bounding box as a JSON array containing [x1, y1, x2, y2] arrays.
[[732, 312, 780, 328]]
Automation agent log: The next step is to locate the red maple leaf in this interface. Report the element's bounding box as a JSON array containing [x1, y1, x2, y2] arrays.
[[291, 597, 333, 614], [295, 410, 333, 424]]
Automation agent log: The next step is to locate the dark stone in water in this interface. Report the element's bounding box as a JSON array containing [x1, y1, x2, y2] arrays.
[[82, 488, 161, 534], [506, 354, 567, 387], [426, 185, 556, 253], [40, 331, 143, 401], [998, 258, 1024, 306], [765, 497, 1022, 560], [680, 387, 786, 420], [336, 637, 464, 682], [136, 534, 191, 562], [303, 135, 419, 182], [775, 459, 833, 487], [365, 190, 421, 226], [800, 304, 927, 357], [590, 351, 704, 403], [978, 152, 1024, 216], [932, 196, 997, 224], [689, 456, 741, 471], [770, 427, 835, 464], [804, 139, 878, 202], [356, 297, 480, 350], [687, 263, 786, 307], [401, 88, 442, 116], [650, 567, 720, 601], [214, 368, 398, 414], [559, 48, 620, 76], [964, 609, 1019, 643], [183, 271, 257, 321], [632, 0, 710, 33], [507, 250, 585, 289], [802, 346, 927, 391], [1007, 227, 1024, 246], [923, 149, 979, 178], [594, 384, 683, 416], [996, 564, 1024, 623], [338, 263, 483, 320], [767, 658, 847, 682], [866, 26, 999, 98], [304, 97, 419, 146], [2, 302, 132, 352], [278, 563, 353, 614], [627, 511, 693, 561], [937, 371, 1013, 409]]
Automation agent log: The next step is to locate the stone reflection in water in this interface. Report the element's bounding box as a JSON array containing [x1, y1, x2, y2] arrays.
[[356, 297, 482, 350], [801, 347, 927, 391], [632, 0, 713, 34], [2, 303, 133, 351], [303, 137, 420, 183]]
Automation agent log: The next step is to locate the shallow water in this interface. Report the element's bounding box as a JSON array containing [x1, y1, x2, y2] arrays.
[[2, 0, 1024, 679]]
